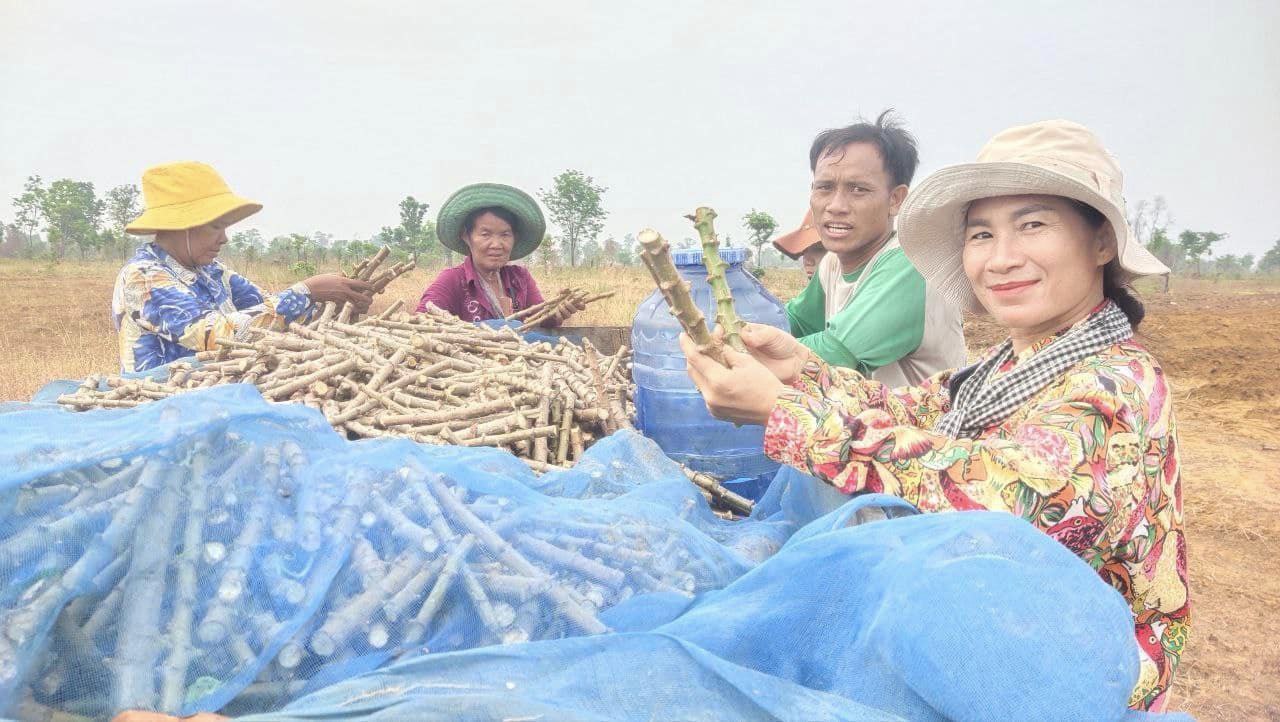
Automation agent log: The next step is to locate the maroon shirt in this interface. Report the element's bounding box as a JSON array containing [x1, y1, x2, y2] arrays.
[[416, 256, 560, 326]]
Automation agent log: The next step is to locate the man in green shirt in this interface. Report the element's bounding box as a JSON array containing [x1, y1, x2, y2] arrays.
[[786, 111, 966, 386]]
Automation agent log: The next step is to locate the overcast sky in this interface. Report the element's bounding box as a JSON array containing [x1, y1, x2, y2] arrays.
[[3, 1, 1277, 257]]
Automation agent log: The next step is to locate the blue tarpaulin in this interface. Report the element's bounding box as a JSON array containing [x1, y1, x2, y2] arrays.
[[0, 386, 1187, 721]]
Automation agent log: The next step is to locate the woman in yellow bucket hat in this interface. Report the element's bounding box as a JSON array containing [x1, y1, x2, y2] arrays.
[[112, 161, 375, 372]]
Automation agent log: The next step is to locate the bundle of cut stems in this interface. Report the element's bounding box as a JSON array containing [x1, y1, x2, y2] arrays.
[[511, 287, 617, 331]]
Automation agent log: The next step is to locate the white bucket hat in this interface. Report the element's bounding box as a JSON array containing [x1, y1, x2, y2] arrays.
[[898, 120, 1170, 313]]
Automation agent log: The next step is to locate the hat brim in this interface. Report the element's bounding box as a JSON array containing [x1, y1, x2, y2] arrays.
[[897, 161, 1170, 314], [125, 192, 262, 235], [436, 183, 546, 261], [772, 226, 822, 259]]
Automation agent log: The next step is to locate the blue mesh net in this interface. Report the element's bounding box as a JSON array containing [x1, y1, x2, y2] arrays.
[[0, 387, 1187, 721]]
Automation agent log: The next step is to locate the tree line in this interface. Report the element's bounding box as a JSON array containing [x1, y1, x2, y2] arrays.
[[3, 170, 791, 273], [1128, 196, 1280, 277], [4, 170, 799, 274], [21, 171, 1270, 278]]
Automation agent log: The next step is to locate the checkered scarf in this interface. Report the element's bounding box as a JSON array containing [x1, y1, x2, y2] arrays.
[[933, 301, 1132, 439]]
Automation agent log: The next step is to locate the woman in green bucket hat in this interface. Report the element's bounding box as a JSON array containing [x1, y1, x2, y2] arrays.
[[415, 183, 584, 326]]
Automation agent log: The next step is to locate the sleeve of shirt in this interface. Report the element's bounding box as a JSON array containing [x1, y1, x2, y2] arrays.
[[785, 273, 826, 337], [226, 269, 314, 324], [762, 372, 1134, 520], [795, 250, 927, 374], [417, 268, 461, 314], [124, 266, 303, 353], [764, 365, 1183, 709]]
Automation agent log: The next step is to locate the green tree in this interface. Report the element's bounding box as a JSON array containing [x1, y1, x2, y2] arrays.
[[742, 209, 779, 272], [41, 179, 104, 259], [309, 231, 333, 263], [539, 170, 607, 267], [601, 236, 621, 266], [230, 229, 264, 264], [396, 196, 433, 264], [1177, 230, 1223, 276], [535, 234, 559, 268], [331, 239, 349, 263], [1258, 238, 1280, 275], [376, 225, 405, 260], [12, 175, 46, 254], [1127, 196, 1172, 249], [0, 222, 18, 257], [580, 238, 603, 266], [285, 233, 310, 263], [616, 233, 637, 266], [1145, 227, 1184, 272], [1213, 254, 1243, 278], [1199, 231, 1227, 258], [103, 184, 143, 259], [341, 238, 381, 270], [267, 234, 293, 261], [104, 184, 141, 231]]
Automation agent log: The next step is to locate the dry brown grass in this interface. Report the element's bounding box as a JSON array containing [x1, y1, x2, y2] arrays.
[[1, 259, 1276, 719]]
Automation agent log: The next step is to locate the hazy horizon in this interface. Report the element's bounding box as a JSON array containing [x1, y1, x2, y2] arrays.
[[3, 1, 1277, 258]]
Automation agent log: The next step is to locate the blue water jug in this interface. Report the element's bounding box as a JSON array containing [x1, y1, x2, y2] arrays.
[[631, 247, 789, 493]]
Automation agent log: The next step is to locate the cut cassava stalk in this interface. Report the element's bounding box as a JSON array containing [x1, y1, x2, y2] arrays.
[[637, 228, 726, 366], [555, 401, 573, 466], [507, 289, 569, 322], [511, 287, 617, 331], [685, 206, 746, 352], [681, 466, 753, 516]]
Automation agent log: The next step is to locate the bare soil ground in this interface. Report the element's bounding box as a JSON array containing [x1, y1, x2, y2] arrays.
[[0, 260, 1274, 719]]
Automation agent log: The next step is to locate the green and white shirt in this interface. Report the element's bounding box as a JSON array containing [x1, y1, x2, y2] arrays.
[[785, 237, 966, 386]]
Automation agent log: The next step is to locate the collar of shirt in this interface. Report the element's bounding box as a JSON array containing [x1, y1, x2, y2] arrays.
[[461, 255, 524, 311], [140, 242, 225, 287], [1004, 299, 1115, 371]]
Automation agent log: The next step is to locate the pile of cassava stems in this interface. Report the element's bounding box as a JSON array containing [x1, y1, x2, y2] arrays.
[[57, 246, 753, 516]]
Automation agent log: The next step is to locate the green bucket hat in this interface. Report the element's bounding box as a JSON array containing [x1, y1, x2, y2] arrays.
[[436, 183, 546, 261]]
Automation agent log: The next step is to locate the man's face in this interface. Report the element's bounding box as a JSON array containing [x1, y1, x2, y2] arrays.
[[809, 142, 907, 261]]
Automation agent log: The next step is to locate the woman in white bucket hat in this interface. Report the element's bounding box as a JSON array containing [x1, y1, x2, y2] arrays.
[[680, 120, 1185, 711]]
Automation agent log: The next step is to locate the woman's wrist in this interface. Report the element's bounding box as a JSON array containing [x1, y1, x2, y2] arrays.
[[752, 378, 786, 425]]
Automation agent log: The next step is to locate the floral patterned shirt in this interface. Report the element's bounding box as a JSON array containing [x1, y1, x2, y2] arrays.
[[763, 319, 1187, 711], [111, 243, 315, 372]]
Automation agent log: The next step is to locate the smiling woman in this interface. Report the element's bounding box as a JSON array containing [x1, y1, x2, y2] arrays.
[[962, 195, 1119, 352], [680, 120, 1185, 712], [415, 183, 583, 327]]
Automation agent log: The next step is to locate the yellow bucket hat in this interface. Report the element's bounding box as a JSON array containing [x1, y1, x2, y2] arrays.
[[125, 161, 262, 235]]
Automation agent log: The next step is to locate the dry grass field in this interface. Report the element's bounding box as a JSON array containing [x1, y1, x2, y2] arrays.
[[0, 258, 1276, 720]]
